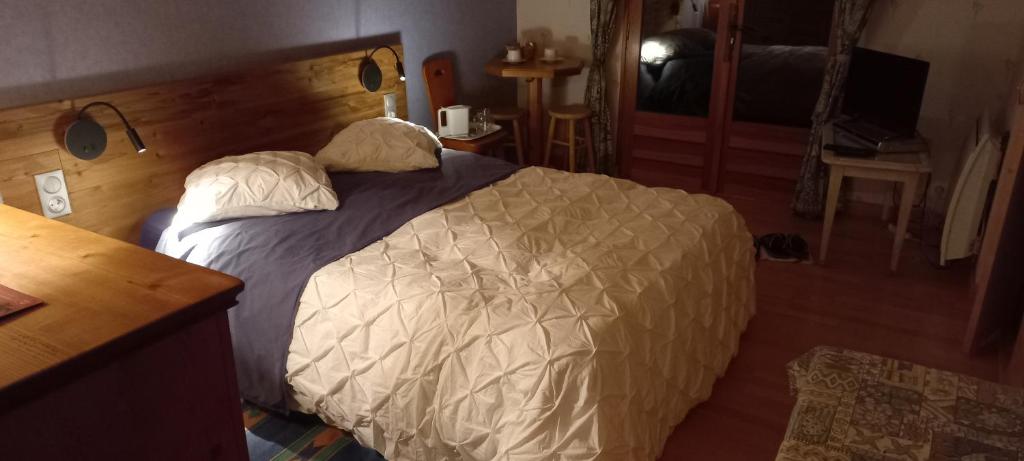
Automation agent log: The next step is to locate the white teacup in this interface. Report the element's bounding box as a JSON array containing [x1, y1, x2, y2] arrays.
[[506, 49, 522, 62], [543, 48, 557, 60]]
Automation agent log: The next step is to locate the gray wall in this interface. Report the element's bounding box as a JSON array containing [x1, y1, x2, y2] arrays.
[[0, 0, 517, 127]]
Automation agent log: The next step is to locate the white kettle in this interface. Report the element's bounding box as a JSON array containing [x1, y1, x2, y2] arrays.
[[437, 105, 471, 137]]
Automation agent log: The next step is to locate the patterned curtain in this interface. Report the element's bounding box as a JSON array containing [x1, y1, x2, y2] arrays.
[[792, 0, 876, 217], [585, 0, 618, 174]]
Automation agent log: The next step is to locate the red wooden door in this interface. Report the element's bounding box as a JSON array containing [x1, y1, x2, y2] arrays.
[[618, 0, 834, 195]]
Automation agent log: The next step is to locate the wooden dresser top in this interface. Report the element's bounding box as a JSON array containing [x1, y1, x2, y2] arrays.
[[0, 205, 242, 402]]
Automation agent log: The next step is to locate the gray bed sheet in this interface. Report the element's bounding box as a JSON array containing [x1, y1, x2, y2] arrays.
[[157, 151, 519, 411]]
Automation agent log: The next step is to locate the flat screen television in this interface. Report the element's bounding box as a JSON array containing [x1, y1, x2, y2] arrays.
[[841, 47, 930, 139]]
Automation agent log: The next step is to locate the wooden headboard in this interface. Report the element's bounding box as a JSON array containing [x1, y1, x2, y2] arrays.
[[0, 44, 407, 242]]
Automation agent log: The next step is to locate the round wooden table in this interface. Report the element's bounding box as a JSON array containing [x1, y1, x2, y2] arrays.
[[485, 57, 584, 165]]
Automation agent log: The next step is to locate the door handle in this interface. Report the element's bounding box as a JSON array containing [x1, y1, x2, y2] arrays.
[[725, 1, 740, 62]]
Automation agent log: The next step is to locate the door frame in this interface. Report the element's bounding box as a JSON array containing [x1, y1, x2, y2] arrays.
[[964, 83, 1024, 365]]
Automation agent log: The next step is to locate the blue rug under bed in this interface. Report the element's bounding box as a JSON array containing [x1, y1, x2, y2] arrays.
[[242, 402, 383, 461]]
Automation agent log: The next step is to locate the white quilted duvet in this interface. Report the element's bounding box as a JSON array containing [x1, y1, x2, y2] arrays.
[[286, 167, 755, 460]]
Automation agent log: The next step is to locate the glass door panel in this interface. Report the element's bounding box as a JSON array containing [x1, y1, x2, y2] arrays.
[[636, 0, 720, 117], [730, 0, 834, 128]]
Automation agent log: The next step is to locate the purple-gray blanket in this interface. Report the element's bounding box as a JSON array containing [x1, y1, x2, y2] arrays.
[[157, 151, 519, 411]]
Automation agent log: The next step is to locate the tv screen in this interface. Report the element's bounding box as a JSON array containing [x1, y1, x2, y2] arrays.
[[842, 47, 930, 138]]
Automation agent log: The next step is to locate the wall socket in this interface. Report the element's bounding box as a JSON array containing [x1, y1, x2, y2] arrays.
[[34, 170, 72, 218]]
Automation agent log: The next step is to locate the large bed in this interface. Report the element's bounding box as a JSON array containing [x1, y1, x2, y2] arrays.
[[156, 150, 756, 460]]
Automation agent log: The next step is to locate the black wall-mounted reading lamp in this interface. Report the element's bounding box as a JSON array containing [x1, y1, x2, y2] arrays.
[[64, 101, 147, 160], [359, 46, 406, 93]]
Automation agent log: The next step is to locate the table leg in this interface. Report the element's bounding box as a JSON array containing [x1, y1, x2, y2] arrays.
[[891, 174, 919, 272], [527, 77, 544, 165], [820, 166, 843, 264]]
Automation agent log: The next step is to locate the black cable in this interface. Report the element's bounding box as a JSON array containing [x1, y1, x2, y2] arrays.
[[916, 174, 947, 269], [79, 101, 132, 128]]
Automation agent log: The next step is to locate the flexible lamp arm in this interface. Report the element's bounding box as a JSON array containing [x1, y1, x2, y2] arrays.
[[77, 101, 147, 154], [369, 46, 400, 61], [79, 101, 132, 127], [368, 46, 406, 81]]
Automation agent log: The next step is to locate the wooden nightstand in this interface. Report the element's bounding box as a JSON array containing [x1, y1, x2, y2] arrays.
[[819, 127, 932, 271], [0, 205, 247, 460]]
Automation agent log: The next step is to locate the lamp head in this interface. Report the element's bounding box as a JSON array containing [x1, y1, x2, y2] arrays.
[[359, 57, 384, 92], [395, 61, 406, 82], [63, 101, 148, 159], [360, 46, 406, 92], [126, 127, 147, 154], [64, 118, 108, 160]]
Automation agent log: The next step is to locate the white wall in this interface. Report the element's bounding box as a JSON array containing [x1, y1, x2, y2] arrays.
[[853, 0, 1024, 207], [515, 0, 626, 146], [516, 0, 593, 108]]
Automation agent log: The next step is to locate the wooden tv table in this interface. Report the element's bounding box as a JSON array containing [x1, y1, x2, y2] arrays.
[[0, 205, 247, 460], [819, 126, 932, 272]]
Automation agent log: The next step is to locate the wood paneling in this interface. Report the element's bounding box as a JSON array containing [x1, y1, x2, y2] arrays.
[[0, 149, 61, 215], [626, 111, 712, 191], [0, 45, 407, 242]]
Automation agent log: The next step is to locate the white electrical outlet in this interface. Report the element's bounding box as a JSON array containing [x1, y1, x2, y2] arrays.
[[34, 170, 72, 218]]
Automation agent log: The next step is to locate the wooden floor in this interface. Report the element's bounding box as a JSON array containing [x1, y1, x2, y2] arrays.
[[658, 187, 1001, 460]]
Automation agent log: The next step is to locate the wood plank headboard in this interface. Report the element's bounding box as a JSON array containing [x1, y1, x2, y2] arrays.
[[0, 44, 407, 242]]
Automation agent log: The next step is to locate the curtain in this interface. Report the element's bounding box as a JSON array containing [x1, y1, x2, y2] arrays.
[[585, 0, 618, 174], [792, 0, 876, 217]]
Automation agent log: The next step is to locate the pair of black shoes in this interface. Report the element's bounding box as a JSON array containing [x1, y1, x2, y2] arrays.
[[754, 233, 810, 262]]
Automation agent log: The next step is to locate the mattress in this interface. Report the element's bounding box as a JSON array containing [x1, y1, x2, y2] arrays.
[[139, 208, 176, 251], [286, 167, 756, 460]]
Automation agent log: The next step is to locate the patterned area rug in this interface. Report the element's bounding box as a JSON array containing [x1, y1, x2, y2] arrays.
[[777, 347, 1024, 460], [243, 403, 383, 461]]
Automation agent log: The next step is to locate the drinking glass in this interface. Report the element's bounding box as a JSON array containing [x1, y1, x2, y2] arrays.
[[473, 108, 490, 135]]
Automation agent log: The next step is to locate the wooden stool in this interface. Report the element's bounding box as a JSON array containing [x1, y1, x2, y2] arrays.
[[544, 104, 596, 173], [491, 107, 527, 165]]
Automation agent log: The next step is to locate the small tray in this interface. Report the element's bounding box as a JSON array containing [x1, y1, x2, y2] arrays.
[[444, 124, 502, 141]]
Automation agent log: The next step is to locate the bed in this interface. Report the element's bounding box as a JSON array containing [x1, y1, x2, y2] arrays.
[[156, 150, 756, 460]]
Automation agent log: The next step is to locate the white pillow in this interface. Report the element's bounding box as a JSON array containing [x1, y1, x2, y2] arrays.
[[175, 151, 339, 224], [316, 117, 442, 173]]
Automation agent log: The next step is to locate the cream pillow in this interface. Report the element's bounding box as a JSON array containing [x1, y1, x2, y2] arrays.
[[175, 151, 339, 224], [316, 117, 441, 172]]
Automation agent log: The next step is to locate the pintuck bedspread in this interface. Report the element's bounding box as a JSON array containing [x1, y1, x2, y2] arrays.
[[286, 167, 756, 460]]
